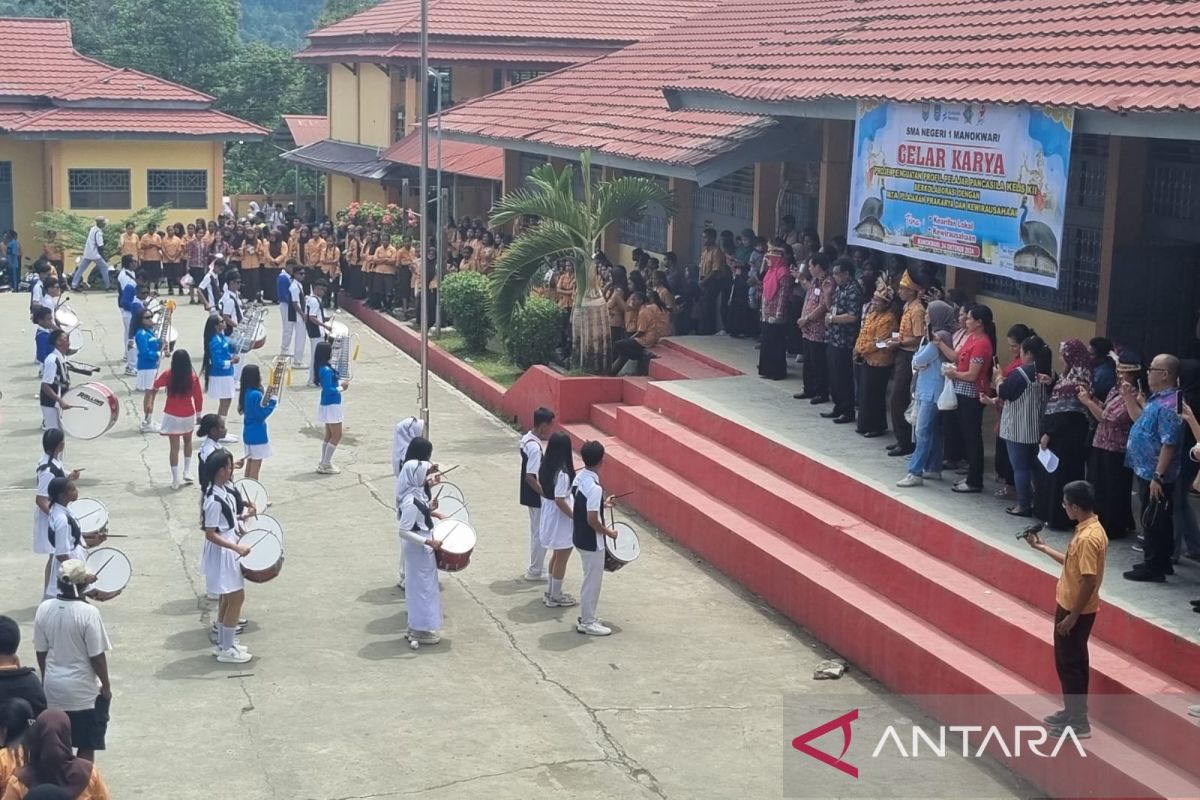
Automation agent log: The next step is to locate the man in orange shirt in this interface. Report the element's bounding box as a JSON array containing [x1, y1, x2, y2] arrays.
[[303, 229, 325, 270], [138, 223, 164, 292], [343, 226, 363, 300], [1024, 480, 1107, 739]]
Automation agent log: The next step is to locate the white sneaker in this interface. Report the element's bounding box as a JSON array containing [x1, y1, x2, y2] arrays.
[[215, 647, 252, 664], [211, 642, 249, 656], [576, 621, 612, 636], [896, 473, 923, 488], [124, 366, 137, 376], [545, 593, 579, 608], [408, 629, 441, 645], [1189, 704, 1200, 718], [523, 570, 547, 582], [182, 475, 195, 485], [316, 463, 341, 475], [170, 480, 182, 491], [139, 420, 157, 432], [922, 471, 943, 481]]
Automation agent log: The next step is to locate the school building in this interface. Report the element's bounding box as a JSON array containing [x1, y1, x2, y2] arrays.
[[287, 0, 725, 223], [0, 17, 266, 250], [428, 0, 1200, 361]]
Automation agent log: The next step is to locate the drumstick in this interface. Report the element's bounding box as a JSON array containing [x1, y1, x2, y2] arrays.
[[99, 534, 128, 538], [92, 554, 117, 578], [609, 491, 634, 502], [437, 465, 459, 476]]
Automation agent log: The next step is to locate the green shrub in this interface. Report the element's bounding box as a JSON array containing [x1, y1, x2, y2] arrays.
[[440, 271, 494, 352], [506, 295, 562, 369], [32, 206, 170, 261]]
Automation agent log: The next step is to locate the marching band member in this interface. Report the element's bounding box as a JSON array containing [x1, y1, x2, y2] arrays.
[[152, 349, 204, 490], [200, 448, 254, 664], [125, 282, 150, 376], [313, 340, 346, 475], [538, 432, 578, 608], [201, 315, 239, 421], [392, 416, 426, 588], [33, 306, 56, 373], [34, 429, 81, 595], [132, 307, 161, 432], [219, 270, 245, 386], [518, 407, 556, 581], [45, 476, 107, 600], [117, 256, 138, 362], [397, 437, 447, 645], [39, 330, 73, 432], [28, 260, 49, 317], [305, 279, 333, 384], [289, 266, 308, 368], [198, 257, 224, 319], [196, 414, 243, 492], [572, 441, 619, 636], [276, 261, 295, 355], [40, 275, 62, 315], [237, 364, 276, 482]]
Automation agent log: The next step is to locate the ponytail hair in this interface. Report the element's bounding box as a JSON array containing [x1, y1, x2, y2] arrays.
[[1006, 323, 1037, 344], [201, 315, 219, 390], [1022, 335, 1053, 375]]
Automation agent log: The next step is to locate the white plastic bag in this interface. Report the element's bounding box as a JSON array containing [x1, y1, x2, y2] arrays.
[[937, 377, 958, 411]]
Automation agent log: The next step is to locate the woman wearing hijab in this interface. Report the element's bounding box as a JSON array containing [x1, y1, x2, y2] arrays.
[[1032, 338, 1093, 529], [391, 416, 426, 589], [756, 242, 793, 381], [397, 437, 447, 645], [897, 301, 954, 487], [4, 709, 112, 799]]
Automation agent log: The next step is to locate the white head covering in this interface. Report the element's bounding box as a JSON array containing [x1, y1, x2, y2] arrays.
[[392, 417, 425, 475], [397, 459, 430, 508]]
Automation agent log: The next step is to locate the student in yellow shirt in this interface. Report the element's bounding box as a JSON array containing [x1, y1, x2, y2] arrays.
[[240, 228, 265, 302], [264, 229, 289, 304], [395, 236, 415, 316], [371, 236, 397, 311], [361, 231, 380, 309], [344, 226, 363, 300], [137, 222, 164, 292], [318, 231, 341, 310], [160, 223, 185, 296], [303, 228, 324, 270], [118, 223, 139, 265]]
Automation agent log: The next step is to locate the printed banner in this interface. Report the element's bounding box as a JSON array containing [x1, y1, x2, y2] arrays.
[[847, 101, 1074, 288]]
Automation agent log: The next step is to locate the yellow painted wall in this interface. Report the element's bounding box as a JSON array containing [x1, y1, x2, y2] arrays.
[[358, 64, 391, 148], [450, 66, 487, 104], [0, 137, 47, 247], [329, 175, 356, 214], [358, 181, 386, 206], [329, 63, 359, 142], [979, 296, 1096, 348]]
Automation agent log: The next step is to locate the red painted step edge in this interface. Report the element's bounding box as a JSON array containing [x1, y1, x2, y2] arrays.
[[657, 338, 744, 376]]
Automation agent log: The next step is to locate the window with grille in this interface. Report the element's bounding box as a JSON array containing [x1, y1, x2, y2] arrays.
[[978, 135, 1107, 318], [518, 153, 546, 182], [619, 173, 668, 253], [68, 169, 130, 210], [429, 67, 452, 111], [509, 70, 545, 86], [147, 169, 208, 209], [1145, 139, 1200, 235]]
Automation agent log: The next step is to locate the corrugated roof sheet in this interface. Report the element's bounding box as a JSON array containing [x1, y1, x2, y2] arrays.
[[665, 0, 1200, 113], [382, 130, 503, 180], [281, 139, 401, 181], [282, 114, 329, 148], [309, 0, 718, 42], [433, 0, 779, 169]]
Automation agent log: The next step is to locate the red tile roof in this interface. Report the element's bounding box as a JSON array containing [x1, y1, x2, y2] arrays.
[[309, 0, 718, 42], [383, 130, 504, 181], [282, 114, 329, 147], [434, 1, 778, 170], [298, 40, 613, 66], [665, 0, 1200, 113], [0, 17, 265, 138]]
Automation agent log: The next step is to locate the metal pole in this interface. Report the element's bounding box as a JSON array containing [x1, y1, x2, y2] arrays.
[[434, 72, 443, 332], [418, 0, 430, 432]]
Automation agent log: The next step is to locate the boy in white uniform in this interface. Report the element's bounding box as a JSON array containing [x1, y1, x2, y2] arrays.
[[305, 280, 333, 384], [219, 271, 245, 385], [518, 407, 555, 581], [572, 440, 619, 636], [289, 267, 308, 368]]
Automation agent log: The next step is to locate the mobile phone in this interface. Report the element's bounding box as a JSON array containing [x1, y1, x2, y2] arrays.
[[1178, 389, 1185, 414]]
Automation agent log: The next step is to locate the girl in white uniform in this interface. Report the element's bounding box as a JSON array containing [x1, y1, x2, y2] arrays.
[[200, 448, 253, 664], [45, 476, 106, 599], [397, 437, 447, 645], [34, 429, 81, 593], [392, 416, 425, 588], [538, 432, 578, 608], [196, 414, 243, 490]]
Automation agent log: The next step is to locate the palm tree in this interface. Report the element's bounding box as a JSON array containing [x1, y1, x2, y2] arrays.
[[489, 151, 675, 374]]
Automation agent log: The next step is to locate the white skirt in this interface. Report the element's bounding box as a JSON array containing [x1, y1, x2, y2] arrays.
[[159, 413, 195, 436], [539, 505, 574, 550], [136, 369, 158, 391], [207, 375, 235, 400], [41, 406, 61, 431], [244, 443, 272, 460], [317, 403, 344, 424], [32, 507, 52, 554], [201, 531, 245, 595]]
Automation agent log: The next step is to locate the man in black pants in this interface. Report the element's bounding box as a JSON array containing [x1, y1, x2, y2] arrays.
[[1024, 480, 1107, 738], [820, 258, 862, 425], [794, 253, 831, 404]]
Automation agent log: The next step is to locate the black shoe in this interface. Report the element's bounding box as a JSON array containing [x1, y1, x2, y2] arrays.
[[820, 411, 839, 419], [886, 443, 900, 451], [1043, 709, 1071, 726], [1123, 567, 1166, 583], [888, 447, 915, 457], [809, 396, 828, 405], [1189, 599, 1200, 607], [1165, 563, 1175, 576], [863, 431, 887, 438], [833, 415, 855, 424], [794, 393, 813, 400], [1047, 720, 1091, 740]]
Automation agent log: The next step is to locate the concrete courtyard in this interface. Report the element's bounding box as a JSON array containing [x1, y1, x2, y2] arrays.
[[0, 292, 1029, 799]]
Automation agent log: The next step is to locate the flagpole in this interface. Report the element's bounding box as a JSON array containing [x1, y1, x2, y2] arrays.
[[418, 0, 430, 432]]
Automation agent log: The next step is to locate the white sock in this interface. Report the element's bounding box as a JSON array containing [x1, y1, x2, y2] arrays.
[[143, 412, 151, 424], [183, 456, 192, 475], [548, 577, 562, 598], [170, 465, 181, 484], [219, 624, 233, 650], [326, 443, 337, 463], [320, 443, 331, 465]]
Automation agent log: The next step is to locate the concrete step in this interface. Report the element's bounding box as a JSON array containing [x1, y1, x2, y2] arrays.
[[588, 402, 620, 435], [562, 422, 1200, 800], [612, 404, 1200, 777], [646, 346, 734, 381]]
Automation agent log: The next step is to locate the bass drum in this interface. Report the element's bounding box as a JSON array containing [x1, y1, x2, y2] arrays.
[[432, 519, 476, 572], [60, 382, 119, 440], [604, 522, 641, 573]]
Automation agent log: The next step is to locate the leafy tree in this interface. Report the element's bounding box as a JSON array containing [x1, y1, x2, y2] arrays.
[[32, 206, 169, 260], [315, 0, 383, 28], [489, 151, 675, 374]]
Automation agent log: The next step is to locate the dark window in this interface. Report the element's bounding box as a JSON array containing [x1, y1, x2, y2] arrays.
[[428, 67, 452, 111], [619, 172, 669, 253], [518, 153, 546, 183], [68, 169, 130, 210], [509, 70, 545, 86], [147, 169, 208, 209]]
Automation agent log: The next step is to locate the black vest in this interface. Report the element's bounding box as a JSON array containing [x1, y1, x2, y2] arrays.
[[201, 486, 237, 530], [304, 299, 325, 339], [37, 460, 65, 480], [519, 438, 542, 508], [572, 487, 597, 551], [287, 280, 301, 322], [40, 354, 68, 408], [47, 508, 82, 550]]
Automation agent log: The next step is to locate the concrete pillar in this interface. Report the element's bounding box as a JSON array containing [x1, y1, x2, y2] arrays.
[[818, 119, 853, 244], [600, 166, 621, 258], [668, 177, 695, 266], [502, 149, 521, 197], [1095, 136, 1146, 336], [753, 162, 784, 237], [403, 69, 418, 137]]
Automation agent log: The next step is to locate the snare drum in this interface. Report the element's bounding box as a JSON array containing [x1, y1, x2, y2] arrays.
[[239, 528, 284, 583], [329, 320, 349, 339], [432, 519, 476, 572], [234, 478, 270, 514], [243, 514, 284, 547], [85, 547, 132, 596], [55, 305, 79, 331], [604, 522, 641, 573], [437, 495, 470, 525], [60, 382, 119, 440], [435, 481, 466, 507], [67, 326, 86, 354], [68, 498, 109, 535], [250, 320, 267, 350]]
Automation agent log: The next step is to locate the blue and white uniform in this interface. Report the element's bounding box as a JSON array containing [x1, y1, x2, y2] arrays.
[[134, 325, 161, 391], [46, 503, 86, 599], [317, 363, 343, 424], [242, 387, 276, 461], [206, 332, 236, 401], [117, 266, 137, 349], [277, 270, 293, 356], [220, 286, 245, 384], [289, 275, 307, 367], [125, 294, 144, 372], [572, 468, 606, 628]]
